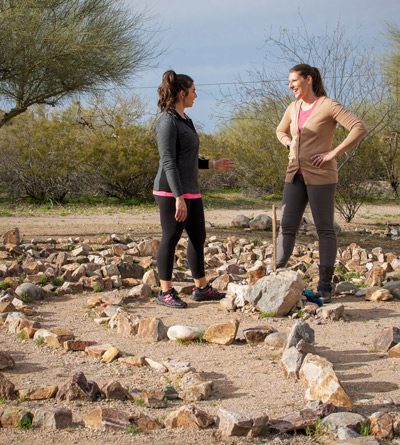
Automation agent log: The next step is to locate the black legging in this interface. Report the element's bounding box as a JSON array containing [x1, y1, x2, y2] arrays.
[[155, 196, 206, 281], [277, 173, 337, 268]]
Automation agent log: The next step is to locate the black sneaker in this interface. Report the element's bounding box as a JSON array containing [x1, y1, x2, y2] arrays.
[[191, 284, 225, 302], [157, 288, 188, 309]]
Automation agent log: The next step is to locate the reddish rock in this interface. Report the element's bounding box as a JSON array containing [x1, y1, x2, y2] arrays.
[[63, 340, 97, 351], [85, 344, 113, 359], [369, 411, 394, 439], [137, 318, 168, 341], [102, 381, 128, 400], [56, 372, 102, 402], [84, 407, 131, 431], [118, 356, 146, 367], [373, 327, 400, 352], [0, 372, 17, 399], [19, 385, 58, 400], [0, 351, 15, 370], [165, 405, 215, 429]]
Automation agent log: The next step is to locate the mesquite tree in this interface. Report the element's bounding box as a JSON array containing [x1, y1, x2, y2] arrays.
[[0, 0, 158, 127]]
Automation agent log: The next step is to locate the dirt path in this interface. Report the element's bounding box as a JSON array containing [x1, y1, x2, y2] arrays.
[[1, 289, 400, 444]]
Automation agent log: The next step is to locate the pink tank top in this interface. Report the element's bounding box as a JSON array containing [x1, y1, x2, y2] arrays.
[[298, 98, 319, 131]]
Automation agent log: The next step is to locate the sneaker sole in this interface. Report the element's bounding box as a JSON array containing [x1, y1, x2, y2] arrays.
[[156, 298, 187, 309]]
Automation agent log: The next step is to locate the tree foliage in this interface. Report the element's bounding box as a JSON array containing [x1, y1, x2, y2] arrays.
[[0, 0, 158, 127]]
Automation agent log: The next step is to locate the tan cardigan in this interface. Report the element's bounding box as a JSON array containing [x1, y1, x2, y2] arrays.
[[276, 96, 368, 184]]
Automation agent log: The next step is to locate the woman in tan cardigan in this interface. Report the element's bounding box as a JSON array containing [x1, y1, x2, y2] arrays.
[[276, 63, 368, 303]]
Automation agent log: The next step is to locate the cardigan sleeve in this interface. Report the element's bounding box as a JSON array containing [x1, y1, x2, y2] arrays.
[[330, 100, 368, 151], [156, 114, 183, 197], [276, 104, 293, 147]]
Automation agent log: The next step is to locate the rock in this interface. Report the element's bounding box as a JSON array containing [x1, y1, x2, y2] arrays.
[[137, 318, 168, 341], [57, 281, 83, 295], [2, 228, 20, 246], [337, 426, 361, 440], [167, 325, 203, 342], [373, 327, 400, 352], [118, 262, 144, 279], [83, 407, 132, 431], [85, 344, 113, 359], [33, 406, 73, 429], [0, 372, 17, 399], [299, 354, 353, 410], [0, 407, 33, 428], [114, 311, 140, 337], [19, 385, 58, 400], [383, 280, 400, 299], [211, 273, 232, 291], [247, 263, 267, 285], [335, 281, 358, 294], [130, 409, 163, 432], [203, 319, 239, 345], [144, 357, 168, 372], [15, 282, 45, 301], [138, 239, 160, 258], [365, 265, 386, 287], [118, 356, 146, 367], [220, 295, 237, 312], [227, 283, 249, 307], [102, 381, 128, 400], [280, 346, 305, 379], [128, 283, 152, 299], [163, 358, 192, 375], [264, 331, 287, 349], [321, 412, 367, 433], [247, 270, 304, 316], [369, 411, 394, 439], [243, 326, 274, 344], [388, 343, 400, 357], [231, 215, 250, 228], [366, 288, 393, 301], [63, 340, 97, 351], [101, 346, 120, 363], [0, 351, 15, 370], [142, 269, 159, 287], [142, 389, 167, 408], [176, 372, 214, 402], [286, 320, 315, 349], [217, 408, 253, 436], [268, 402, 336, 433], [0, 301, 16, 314], [165, 405, 215, 429], [56, 372, 102, 402], [316, 303, 345, 321], [249, 213, 272, 231]]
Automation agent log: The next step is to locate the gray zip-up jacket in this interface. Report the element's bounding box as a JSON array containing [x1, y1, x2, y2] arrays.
[[153, 109, 209, 197]]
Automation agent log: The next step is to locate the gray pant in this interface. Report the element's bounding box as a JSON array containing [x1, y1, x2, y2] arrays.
[[276, 173, 337, 268]]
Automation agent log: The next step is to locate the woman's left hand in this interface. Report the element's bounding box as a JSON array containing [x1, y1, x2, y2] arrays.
[[214, 158, 235, 171], [311, 151, 336, 168]]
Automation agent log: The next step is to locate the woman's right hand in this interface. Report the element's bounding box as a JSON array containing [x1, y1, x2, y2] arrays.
[[175, 196, 187, 222]]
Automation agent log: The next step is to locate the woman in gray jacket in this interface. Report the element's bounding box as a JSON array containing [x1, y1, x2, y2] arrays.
[[154, 70, 233, 308]]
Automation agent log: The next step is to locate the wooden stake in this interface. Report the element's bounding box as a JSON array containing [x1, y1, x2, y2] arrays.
[[272, 204, 277, 272]]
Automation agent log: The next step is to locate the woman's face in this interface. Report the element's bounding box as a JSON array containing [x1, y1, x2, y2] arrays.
[[288, 71, 312, 100], [182, 83, 197, 108]]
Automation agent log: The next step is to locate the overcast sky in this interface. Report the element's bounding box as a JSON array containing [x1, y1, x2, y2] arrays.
[[124, 0, 399, 132]]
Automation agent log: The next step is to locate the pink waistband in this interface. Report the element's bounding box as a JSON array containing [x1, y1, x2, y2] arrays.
[[153, 190, 202, 199]]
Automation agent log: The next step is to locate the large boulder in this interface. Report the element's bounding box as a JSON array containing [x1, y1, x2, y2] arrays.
[[246, 270, 304, 316]]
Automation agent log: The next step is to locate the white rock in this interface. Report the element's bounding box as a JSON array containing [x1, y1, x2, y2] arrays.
[[167, 325, 204, 341]]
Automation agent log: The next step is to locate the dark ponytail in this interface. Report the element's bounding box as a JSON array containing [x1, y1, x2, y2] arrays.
[[157, 70, 194, 111], [289, 64, 327, 97]]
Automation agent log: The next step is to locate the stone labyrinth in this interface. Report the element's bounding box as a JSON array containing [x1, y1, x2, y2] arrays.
[[0, 226, 400, 444]]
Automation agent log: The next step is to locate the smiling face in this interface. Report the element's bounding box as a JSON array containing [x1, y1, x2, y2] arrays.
[[288, 71, 313, 100], [181, 83, 197, 108]]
